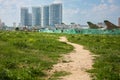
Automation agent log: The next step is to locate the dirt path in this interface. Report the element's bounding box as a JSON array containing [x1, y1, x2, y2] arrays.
[[48, 36, 94, 80]]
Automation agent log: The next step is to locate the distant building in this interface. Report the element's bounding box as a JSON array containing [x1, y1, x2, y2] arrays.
[[42, 6, 49, 27], [13, 22, 16, 27], [0, 19, 2, 27], [0, 19, 6, 30], [80, 25, 89, 29], [21, 7, 29, 26], [32, 7, 41, 26], [0, 19, 2, 30], [2, 22, 5, 27], [119, 17, 120, 26], [49, 3, 62, 27], [97, 22, 106, 28], [20, 3, 62, 27], [28, 13, 32, 26]]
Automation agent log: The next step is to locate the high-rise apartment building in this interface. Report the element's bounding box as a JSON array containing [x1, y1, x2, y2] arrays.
[[28, 13, 32, 26], [49, 3, 62, 26], [21, 7, 29, 26], [20, 3, 62, 27], [0, 19, 2, 29], [42, 6, 49, 27], [118, 17, 120, 26], [32, 7, 41, 26], [0, 19, 2, 27]]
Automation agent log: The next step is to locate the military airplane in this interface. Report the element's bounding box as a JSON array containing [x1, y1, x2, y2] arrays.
[[104, 20, 120, 30], [87, 22, 104, 29]]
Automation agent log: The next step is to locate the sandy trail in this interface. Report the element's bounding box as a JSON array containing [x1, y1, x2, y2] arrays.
[[49, 36, 94, 80]]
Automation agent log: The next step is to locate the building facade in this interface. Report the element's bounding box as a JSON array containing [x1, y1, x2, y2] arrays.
[[20, 3, 62, 27], [21, 7, 29, 26], [49, 3, 62, 27], [42, 6, 49, 27], [28, 13, 32, 26], [32, 7, 41, 26], [119, 17, 120, 26]]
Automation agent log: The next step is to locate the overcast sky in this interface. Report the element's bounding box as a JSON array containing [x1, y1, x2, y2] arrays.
[[0, 0, 120, 26]]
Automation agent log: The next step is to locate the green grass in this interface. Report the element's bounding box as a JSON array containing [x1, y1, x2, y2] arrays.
[[49, 71, 71, 80], [0, 31, 120, 80], [0, 31, 73, 80], [67, 34, 120, 80], [53, 71, 71, 77]]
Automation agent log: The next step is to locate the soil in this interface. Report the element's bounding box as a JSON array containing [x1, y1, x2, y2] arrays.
[[48, 36, 94, 80]]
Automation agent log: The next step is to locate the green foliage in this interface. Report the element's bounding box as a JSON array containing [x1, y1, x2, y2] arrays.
[[49, 71, 71, 80], [67, 34, 120, 80], [15, 27, 19, 31], [53, 71, 71, 77], [0, 31, 73, 80], [1, 31, 119, 80]]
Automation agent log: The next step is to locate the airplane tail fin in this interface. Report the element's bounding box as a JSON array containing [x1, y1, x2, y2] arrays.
[[104, 20, 118, 30], [87, 22, 99, 29]]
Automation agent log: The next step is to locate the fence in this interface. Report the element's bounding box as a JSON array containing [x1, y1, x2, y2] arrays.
[[39, 29, 120, 34]]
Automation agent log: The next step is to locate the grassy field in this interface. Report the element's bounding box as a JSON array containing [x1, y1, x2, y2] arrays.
[[0, 31, 120, 80], [0, 31, 73, 80], [67, 34, 120, 80]]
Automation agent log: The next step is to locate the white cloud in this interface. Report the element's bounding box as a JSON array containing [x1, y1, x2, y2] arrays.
[[93, 4, 108, 12], [101, 0, 105, 3], [0, 0, 4, 2], [0, 0, 29, 25], [53, 0, 63, 3], [92, 3, 119, 13], [64, 8, 80, 16], [108, 0, 114, 4], [101, 0, 114, 4], [0, 0, 119, 25], [83, 1, 120, 23]]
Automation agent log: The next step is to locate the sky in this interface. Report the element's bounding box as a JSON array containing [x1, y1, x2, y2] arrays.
[[0, 0, 120, 26]]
